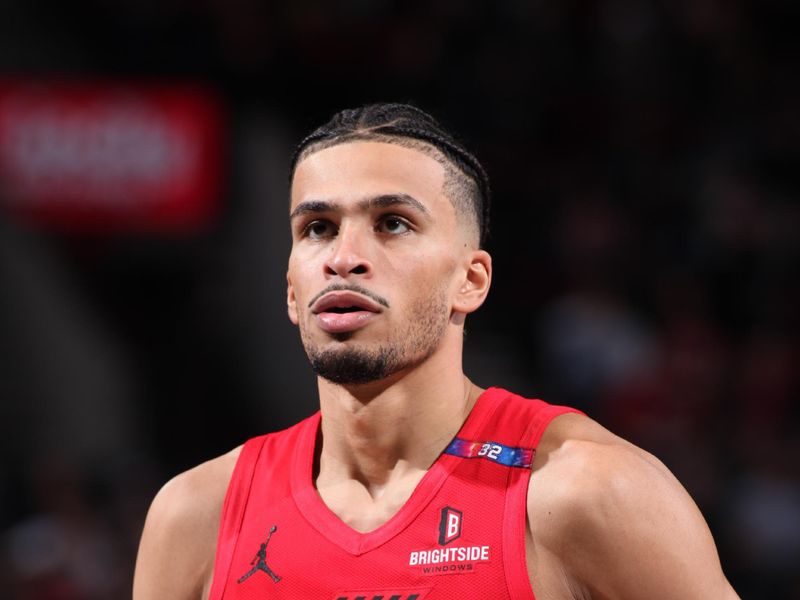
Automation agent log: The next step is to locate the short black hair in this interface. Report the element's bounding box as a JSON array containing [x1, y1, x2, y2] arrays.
[[290, 103, 491, 247]]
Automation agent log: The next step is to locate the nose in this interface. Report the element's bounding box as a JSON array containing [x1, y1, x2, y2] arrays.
[[324, 224, 373, 279]]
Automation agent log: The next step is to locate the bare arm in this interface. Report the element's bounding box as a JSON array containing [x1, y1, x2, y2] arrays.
[[133, 449, 239, 600], [528, 415, 739, 600]]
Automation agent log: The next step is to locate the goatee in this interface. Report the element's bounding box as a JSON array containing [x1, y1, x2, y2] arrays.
[[309, 345, 400, 385], [300, 286, 450, 386]]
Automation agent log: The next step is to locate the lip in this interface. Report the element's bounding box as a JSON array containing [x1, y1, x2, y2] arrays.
[[311, 291, 384, 315], [311, 291, 383, 334]]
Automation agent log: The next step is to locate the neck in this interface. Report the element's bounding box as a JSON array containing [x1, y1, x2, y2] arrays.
[[316, 341, 482, 494]]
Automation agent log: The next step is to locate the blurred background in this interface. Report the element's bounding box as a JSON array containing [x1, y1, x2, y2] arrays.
[[0, 1, 798, 598]]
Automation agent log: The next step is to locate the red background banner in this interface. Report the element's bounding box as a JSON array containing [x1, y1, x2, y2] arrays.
[[0, 81, 223, 232]]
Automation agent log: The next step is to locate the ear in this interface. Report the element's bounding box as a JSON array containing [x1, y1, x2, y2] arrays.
[[287, 271, 299, 325], [452, 250, 492, 314]]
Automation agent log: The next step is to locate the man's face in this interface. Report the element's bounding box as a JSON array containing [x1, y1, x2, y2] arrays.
[[287, 140, 476, 385]]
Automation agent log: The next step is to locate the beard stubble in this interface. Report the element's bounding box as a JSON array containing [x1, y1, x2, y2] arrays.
[[298, 285, 451, 385]]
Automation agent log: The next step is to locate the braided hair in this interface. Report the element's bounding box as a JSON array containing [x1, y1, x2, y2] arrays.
[[290, 103, 491, 247]]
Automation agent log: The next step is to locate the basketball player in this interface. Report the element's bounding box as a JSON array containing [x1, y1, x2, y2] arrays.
[[134, 104, 739, 599]]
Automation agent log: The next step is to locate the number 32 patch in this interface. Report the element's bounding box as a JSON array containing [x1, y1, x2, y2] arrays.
[[444, 438, 534, 468]]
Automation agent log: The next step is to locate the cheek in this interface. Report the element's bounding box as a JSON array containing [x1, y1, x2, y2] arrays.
[[419, 247, 458, 282], [287, 257, 313, 315], [288, 250, 315, 285], [395, 252, 459, 304]]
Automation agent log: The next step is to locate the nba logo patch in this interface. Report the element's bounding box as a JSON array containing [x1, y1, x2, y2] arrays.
[[438, 507, 462, 545]]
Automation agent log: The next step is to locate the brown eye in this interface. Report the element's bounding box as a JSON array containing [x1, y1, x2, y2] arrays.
[[378, 216, 411, 235], [305, 220, 336, 239]]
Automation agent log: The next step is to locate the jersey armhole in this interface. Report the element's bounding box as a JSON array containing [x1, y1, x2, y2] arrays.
[[207, 437, 266, 600], [502, 403, 585, 600]]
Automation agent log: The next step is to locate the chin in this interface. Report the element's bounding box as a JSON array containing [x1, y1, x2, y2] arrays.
[[308, 345, 397, 385]]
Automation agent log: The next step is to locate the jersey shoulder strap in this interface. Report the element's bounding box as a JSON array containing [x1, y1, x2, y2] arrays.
[[473, 387, 583, 449], [208, 413, 319, 600], [479, 388, 584, 600]]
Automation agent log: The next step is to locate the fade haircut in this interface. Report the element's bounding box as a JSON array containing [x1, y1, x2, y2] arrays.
[[289, 103, 491, 247]]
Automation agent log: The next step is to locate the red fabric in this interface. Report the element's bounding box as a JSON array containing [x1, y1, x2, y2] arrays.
[[208, 388, 581, 600]]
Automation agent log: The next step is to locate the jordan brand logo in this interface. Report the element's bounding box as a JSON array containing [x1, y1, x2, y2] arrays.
[[238, 525, 282, 584]]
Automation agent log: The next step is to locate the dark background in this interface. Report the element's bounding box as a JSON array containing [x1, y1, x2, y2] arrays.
[[1, 1, 798, 598]]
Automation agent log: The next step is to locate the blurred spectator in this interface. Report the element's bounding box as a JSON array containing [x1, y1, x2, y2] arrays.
[[3, 461, 133, 599]]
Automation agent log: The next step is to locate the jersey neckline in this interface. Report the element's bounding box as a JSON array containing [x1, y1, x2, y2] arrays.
[[289, 386, 508, 556]]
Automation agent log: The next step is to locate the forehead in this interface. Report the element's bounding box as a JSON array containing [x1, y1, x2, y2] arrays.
[[290, 140, 447, 210]]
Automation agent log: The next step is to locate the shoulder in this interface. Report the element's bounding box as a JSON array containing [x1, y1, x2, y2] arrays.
[[527, 413, 738, 599], [528, 412, 672, 512], [133, 446, 242, 600], [147, 445, 242, 539]]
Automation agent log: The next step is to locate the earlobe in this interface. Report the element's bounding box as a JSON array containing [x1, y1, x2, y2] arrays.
[[287, 272, 299, 325], [453, 250, 492, 314]]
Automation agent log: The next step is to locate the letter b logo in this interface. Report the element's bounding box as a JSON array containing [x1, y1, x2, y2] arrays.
[[438, 507, 463, 545]]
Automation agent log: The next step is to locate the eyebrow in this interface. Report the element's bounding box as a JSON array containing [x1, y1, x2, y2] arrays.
[[289, 200, 337, 220], [290, 194, 430, 221], [363, 193, 430, 215]]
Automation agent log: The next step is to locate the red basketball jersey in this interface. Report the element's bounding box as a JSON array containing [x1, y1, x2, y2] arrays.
[[208, 387, 581, 600]]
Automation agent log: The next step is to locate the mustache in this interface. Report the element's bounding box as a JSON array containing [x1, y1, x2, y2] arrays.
[[308, 283, 390, 310]]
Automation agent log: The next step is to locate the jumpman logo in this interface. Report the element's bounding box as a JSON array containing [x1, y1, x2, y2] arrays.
[[238, 525, 282, 584]]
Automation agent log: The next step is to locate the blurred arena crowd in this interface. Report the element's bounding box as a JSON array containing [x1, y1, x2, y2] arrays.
[[0, 1, 797, 598]]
